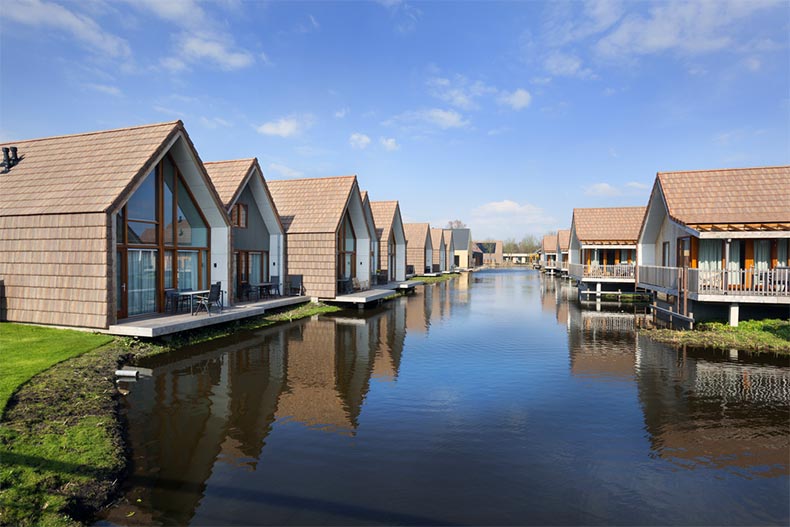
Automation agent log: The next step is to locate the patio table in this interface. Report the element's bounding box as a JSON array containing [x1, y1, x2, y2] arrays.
[[180, 289, 224, 315]]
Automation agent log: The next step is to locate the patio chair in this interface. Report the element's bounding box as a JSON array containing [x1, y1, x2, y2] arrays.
[[164, 288, 179, 313], [286, 274, 304, 296], [194, 282, 222, 316], [269, 275, 281, 297], [177, 288, 193, 312]]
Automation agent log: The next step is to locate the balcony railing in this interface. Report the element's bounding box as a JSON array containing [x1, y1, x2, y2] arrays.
[[638, 265, 790, 297], [569, 263, 635, 279]]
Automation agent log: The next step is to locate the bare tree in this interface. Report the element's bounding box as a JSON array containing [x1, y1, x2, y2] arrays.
[[445, 219, 467, 229], [503, 238, 518, 253]]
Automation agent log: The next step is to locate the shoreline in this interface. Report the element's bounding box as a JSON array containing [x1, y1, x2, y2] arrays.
[[0, 301, 341, 527], [640, 319, 790, 355]]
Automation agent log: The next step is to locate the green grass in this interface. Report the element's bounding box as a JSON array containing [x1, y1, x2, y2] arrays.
[[0, 325, 113, 416], [642, 318, 790, 354], [409, 274, 456, 284]]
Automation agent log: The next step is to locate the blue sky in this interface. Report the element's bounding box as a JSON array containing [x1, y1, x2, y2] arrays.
[[1, 0, 788, 240]]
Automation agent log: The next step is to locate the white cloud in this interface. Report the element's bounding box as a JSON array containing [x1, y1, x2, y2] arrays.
[[6, 0, 130, 58], [257, 115, 314, 138], [595, 0, 778, 59], [427, 75, 496, 110], [380, 137, 400, 151], [743, 57, 762, 71], [585, 182, 621, 196], [200, 116, 232, 128], [153, 105, 186, 118], [625, 181, 649, 190], [386, 108, 469, 130], [498, 88, 532, 110], [544, 51, 595, 78], [84, 83, 122, 96], [173, 33, 254, 70], [471, 200, 555, 239], [349, 133, 371, 149], [267, 163, 303, 179], [334, 107, 349, 118]]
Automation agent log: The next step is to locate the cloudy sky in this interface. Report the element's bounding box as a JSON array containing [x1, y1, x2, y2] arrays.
[[1, 0, 788, 239]]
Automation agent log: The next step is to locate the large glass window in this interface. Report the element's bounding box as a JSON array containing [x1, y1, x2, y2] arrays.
[[128, 249, 158, 316], [755, 240, 771, 271], [337, 211, 356, 281], [163, 158, 175, 245], [178, 251, 199, 291], [778, 239, 789, 266], [176, 184, 208, 247], [126, 171, 157, 221]]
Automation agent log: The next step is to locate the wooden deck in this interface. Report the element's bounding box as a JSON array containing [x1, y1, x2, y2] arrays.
[[106, 295, 309, 337], [328, 280, 423, 308]]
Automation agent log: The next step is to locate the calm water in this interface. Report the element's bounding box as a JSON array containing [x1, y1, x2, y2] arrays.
[[98, 270, 790, 526]]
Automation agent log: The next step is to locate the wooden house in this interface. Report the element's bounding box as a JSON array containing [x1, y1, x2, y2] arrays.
[[450, 228, 474, 269], [360, 191, 380, 285], [556, 229, 570, 274], [403, 223, 433, 275], [0, 121, 231, 329], [204, 158, 285, 302], [541, 234, 558, 273], [479, 241, 504, 265], [430, 228, 446, 272], [636, 166, 790, 325], [568, 207, 646, 288], [267, 176, 372, 298], [370, 201, 407, 282], [442, 229, 457, 270]]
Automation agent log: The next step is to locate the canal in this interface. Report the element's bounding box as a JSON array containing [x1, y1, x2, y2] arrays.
[[98, 269, 790, 526]]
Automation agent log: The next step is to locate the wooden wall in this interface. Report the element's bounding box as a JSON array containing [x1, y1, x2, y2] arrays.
[[284, 232, 337, 299], [0, 213, 111, 328], [406, 239, 426, 274]]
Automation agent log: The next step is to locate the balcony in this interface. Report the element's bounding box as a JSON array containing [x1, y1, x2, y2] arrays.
[[569, 263, 636, 282], [638, 265, 790, 302]]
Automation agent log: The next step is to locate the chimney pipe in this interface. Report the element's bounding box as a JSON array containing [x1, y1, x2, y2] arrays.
[[2, 148, 9, 168], [9, 147, 18, 165]]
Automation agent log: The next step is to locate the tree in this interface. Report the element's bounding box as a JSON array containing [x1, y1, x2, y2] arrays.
[[518, 234, 540, 253], [503, 238, 518, 253], [445, 219, 467, 229]]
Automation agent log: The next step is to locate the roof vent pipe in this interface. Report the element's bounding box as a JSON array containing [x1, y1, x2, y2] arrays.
[[2, 148, 9, 172], [9, 147, 18, 165]]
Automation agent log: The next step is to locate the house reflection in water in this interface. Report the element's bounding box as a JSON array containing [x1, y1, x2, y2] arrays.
[[372, 297, 407, 382], [566, 301, 637, 381], [634, 335, 790, 478]]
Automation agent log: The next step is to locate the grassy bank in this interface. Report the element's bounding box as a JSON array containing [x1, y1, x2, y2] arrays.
[[0, 301, 341, 527], [642, 319, 790, 355], [409, 274, 457, 284]]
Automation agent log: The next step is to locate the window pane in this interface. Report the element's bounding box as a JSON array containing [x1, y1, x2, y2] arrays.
[[115, 211, 124, 245], [176, 183, 208, 247], [126, 169, 157, 221], [163, 158, 175, 245], [344, 216, 354, 251], [127, 221, 157, 245], [250, 253, 262, 283], [164, 251, 174, 289], [755, 240, 771, 270], [178, 250, 199, 291], [778, 240, 789, 266], [201, 250, 208, 289], [128, 249, 157, 316]]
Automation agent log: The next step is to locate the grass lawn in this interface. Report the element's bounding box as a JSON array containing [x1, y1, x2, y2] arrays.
[[642, 319, 790, 354], [409, 274, 457, 284], [0, 324, 114, 416]]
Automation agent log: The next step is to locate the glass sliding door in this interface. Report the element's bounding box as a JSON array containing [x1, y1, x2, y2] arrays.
[[127, 249, 158, 316], [178, 250, 200, 291]]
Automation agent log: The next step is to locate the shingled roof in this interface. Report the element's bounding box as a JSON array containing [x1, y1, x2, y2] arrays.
[[203, 158, 257, 208], [267, 176, 357, 233], [0, 121, 185, 216], [557, 229, 570, 252], [656, 166, 790, 230], [403, 223, 429, 248], [359, 190, 379, 241], [542, 234, 557, 253], [572, 207, 646, 244], [370, 201, 399, 242], [430, 228, 444, 249]]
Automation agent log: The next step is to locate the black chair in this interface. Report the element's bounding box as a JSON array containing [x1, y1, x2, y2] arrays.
[[287, 275, 303, 296], [269, 275, 281, 297], [194, 282, 222, 316], [164, 288, 179, 313], [178, 288, 193, 312]]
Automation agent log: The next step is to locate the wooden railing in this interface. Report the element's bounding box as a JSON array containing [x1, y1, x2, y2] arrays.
[[638, 265, 790, 297], [569, 263, 635, 279], [638, 265, 680, 291]]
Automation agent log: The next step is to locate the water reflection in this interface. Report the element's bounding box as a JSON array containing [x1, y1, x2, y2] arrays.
[[99, 272, 788, 526]]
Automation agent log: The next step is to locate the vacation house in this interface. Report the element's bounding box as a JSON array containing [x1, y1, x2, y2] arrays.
[[450, 228, 474, 269], [556, 229, 570, 275], [204, 159, 285, 302], [442, 229, 457, 271], [403, 223, 433, 275], [568, 207, 646, 290], [0, 121, 231, 329], [267, 176, 372, 298], [360, 191, 380, 285], [541, 234, 558, 273], [370, 201, 407, 282], [636, 166, 790, 325], [430, 228, 446, 272]]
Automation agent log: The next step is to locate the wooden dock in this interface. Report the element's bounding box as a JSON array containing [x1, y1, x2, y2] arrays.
[[106, 295, 309, 337], [328, 280, 422, 309]]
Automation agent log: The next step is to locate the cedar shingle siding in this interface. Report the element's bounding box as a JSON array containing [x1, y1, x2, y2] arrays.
[[403, 223, 430, 274], [0, 213, 110, 328]]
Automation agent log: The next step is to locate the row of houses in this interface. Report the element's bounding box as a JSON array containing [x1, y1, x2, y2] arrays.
[[538, 166, 790, 326], [0, 120, 476, 332]]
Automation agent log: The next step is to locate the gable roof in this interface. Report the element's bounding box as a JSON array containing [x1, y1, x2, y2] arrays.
[[370, 200, 399, 242], [267, 176, 357, 233], [403, 223, 430, 248], [430, 228, 445, 248], [359, 191, 379, 241], [542, 234, 557, 253], [572, 207, 646, 244], [451, 228, 471, 248], [557, 229, 570, 251], [656, 166, 790, 230], [442, 229, 455, 247], [203, 158, 257, 208], [0, 121, 186, 216]]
